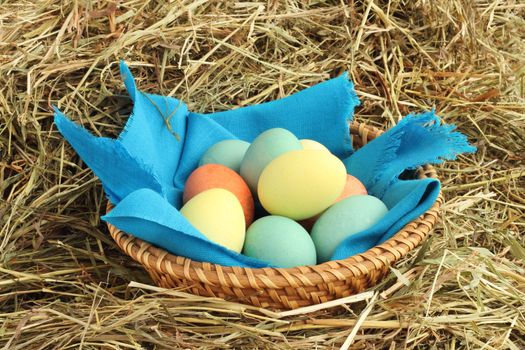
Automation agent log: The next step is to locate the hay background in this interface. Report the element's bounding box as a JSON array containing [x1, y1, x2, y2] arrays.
[[1, 1, 524, 349]]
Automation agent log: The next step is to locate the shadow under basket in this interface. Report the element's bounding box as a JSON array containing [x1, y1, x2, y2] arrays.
[[106, 121, 442, 310]]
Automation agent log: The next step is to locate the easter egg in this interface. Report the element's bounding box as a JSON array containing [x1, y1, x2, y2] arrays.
[[338, 174, 368, 200], [258, 149, 346, 220], [180, 188, 245, 252], [300, 139, 329, 152], [199, 139, 250, 172], [183, 164, 254, 225], [311, 195, 388, 263], [240, 128, 302, 192], [242, 216, 316, 267], [298, 174, 368, 231]]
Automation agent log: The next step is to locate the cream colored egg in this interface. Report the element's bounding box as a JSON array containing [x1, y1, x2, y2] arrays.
[[180, 188, 245, 252], [258, 150, 347, 220], [300, 139, 329, 152]]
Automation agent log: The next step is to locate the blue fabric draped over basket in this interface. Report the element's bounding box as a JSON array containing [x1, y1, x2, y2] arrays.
[[54, 61, 476, 268]]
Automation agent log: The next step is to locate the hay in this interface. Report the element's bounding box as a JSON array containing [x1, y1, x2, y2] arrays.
[[1, 0, 524, 348]]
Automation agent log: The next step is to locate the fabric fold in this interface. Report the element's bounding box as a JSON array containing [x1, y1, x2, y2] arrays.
[[196, 72, 360, 160], [53, 108, 164, 204], [344, 111, 476, 199]]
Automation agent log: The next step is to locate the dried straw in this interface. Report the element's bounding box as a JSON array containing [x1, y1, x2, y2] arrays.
[[1, 0, 524, 349]]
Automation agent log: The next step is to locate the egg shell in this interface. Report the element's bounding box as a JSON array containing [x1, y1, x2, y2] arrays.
[[240, 128, 302, 192], [300, 139, 329, 152], [298, 174, 368, 231], [183, 164, 254, 225], [199, 139, 250, 172], [180, 188, 246, 253], [258, 149, 347, 220], [242, 216, 316, 267], [338, 174, 368, 200], [311, 195, 388, 263]]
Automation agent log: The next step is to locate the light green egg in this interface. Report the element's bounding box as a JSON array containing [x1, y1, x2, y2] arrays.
[[311, 195, 388, 263], [243, 216, 317, 268], [240, 128, 302, 192], [199, 139, 250, 172]]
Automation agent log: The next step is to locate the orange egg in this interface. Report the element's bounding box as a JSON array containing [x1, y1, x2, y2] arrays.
[[337, 174, 368, 201], [183, 164, 254, 225], [298, 174, 367, 231]]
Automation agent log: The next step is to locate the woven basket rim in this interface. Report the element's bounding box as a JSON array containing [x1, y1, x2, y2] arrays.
[[106, 121, 442, 289]]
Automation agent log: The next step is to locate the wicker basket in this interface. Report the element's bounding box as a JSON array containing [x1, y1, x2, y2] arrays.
[[107, 121, 442, 310]]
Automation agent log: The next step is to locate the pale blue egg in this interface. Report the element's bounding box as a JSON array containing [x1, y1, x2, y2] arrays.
[[243, 216, 317, 267], [199, 139, 250, 172], [311, 195, 388, 263]]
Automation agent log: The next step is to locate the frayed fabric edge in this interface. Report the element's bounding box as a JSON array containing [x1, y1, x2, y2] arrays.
[[341, 72, 361, 158]]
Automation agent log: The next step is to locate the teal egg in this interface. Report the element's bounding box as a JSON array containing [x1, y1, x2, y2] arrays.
[[199, 140, 250, 172], [243, 216, 317, 268], [240, 128, 302, 192], [311, 195, 388, 263]]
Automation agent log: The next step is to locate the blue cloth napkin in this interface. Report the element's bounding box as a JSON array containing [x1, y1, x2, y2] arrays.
[[54, 61, 475, 268]]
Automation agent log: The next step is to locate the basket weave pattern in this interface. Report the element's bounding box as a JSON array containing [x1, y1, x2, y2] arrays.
[[107, 122, 442, 309]]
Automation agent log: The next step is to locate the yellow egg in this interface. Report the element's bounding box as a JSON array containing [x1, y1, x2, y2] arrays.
[[258, 150, 347, 220], [180, 188, 245, 252], [300, 139, 329, 152]]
